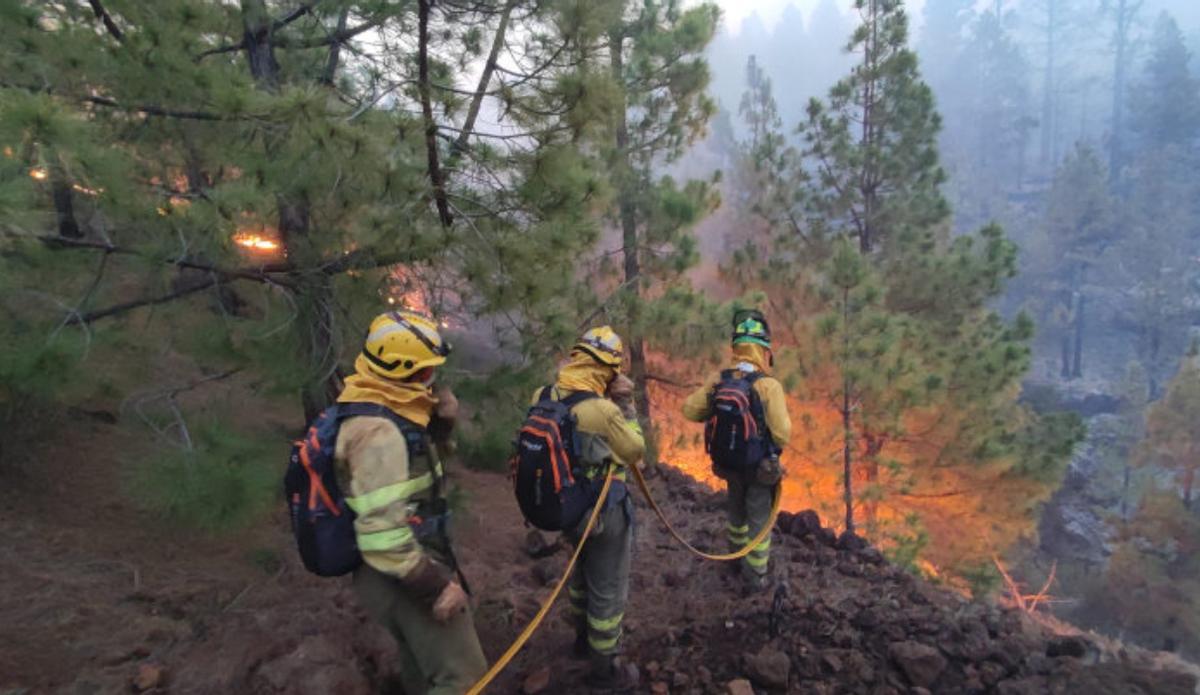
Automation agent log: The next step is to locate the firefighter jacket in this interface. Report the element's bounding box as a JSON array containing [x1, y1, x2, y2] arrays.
[[532, 352, 646, 480], [681, 343, 792, 449], [333, 358, 454, 603]]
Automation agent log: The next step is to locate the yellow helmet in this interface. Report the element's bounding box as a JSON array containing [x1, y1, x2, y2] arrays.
[[573, 325, 624, 370], [361, 311, 451, 380]]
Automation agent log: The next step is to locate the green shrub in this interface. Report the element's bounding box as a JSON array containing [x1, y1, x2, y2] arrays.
[[129, 420, 277, 531]]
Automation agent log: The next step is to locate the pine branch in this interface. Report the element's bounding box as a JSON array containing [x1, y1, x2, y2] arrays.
[[274, 15, 386, 50], [196, 10, 382, 60], [68, 276, 218, 325], [0, 82, 229, 122], [34, 235, 292, 285], [273, 1, 323, 31], [451, 0, 518, 157], [84, 94, 226, 121], [87, 0, 125, 42]]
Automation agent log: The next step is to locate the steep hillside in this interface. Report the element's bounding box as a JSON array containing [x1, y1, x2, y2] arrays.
[[0, 419, 1195, 694]]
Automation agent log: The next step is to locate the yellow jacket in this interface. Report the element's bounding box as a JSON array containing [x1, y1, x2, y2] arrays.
[[332, 359, 454, 602], [532, 353, 645, 479], [681, 343, 792, 449]]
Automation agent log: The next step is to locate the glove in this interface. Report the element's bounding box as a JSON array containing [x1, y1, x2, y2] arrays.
[[432, 581, 469, 623], [608, 374, 636, 418], [607, 374, 634, 402]]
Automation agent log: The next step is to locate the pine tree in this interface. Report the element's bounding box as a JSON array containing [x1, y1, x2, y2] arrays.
[[727, 0, 1081, 580], [796, 0, 948, 256], [1041, 145, 1115, 379], [604, 0, 719, 467], [1137, 343, 1200, 508], [1102, 0, 1144, 188], [1129, 13, 1200, 151], [951, 9, 1036, 224], [1112, 13, 1200, 382], [0, 0, 629, 513]]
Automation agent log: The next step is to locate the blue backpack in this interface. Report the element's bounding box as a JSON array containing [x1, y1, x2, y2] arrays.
[[284, 402, 427, 577]]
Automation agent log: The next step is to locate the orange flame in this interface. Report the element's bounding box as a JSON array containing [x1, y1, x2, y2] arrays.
[[29, 167, 48, 181], [233, 231, 281, 252]]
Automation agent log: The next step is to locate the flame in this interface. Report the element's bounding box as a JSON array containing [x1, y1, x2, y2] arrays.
[[233, 231, 281, 252], [71, 183, 102, 197], [29, 167, 48, 181], [3, 146, 13, 159]]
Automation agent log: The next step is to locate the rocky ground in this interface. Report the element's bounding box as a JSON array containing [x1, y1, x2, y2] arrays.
[[1, 415, 1196, 694]]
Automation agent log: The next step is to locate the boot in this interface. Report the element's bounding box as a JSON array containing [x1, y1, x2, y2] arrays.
[[741, 568, 770, 596], [585, 650, 637, 693], [572, 628, 589, 660]]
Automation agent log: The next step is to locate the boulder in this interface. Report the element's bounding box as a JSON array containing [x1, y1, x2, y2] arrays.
[[727, 678, 755, 695], [744, 645, 790, 690], [888, 641, 947, 688]]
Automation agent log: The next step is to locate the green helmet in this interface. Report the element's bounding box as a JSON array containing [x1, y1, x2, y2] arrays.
[[731, 309, 771, 348]]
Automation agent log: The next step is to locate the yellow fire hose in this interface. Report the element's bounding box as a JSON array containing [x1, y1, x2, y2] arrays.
[[464, 467, 616, 695], [466, 464, 781, 693], [630, 463, 782, 561]]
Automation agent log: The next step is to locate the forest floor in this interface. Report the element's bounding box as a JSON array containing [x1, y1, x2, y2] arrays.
[[2, 408, 1199, 695]]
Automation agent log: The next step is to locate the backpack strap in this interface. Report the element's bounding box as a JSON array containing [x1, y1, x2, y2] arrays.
[[560, 390, 600, 409], [538, 385, 554, 402], [336, 401, 440, 490]]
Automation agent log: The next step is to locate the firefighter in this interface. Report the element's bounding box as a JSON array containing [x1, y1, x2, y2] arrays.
[[682, 310, 792, 590], [535, 326, 645, 692], [334, 310, 486, 695]]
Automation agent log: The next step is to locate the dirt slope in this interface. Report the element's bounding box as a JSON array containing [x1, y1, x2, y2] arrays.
[[0, 417, 1196, 695]]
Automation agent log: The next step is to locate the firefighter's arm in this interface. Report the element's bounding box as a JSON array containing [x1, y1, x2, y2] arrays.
[[757, 377, 792, 449], [340, 418, 452, 603], [681, 372, 720, 422], [600, 400, 645, 467]]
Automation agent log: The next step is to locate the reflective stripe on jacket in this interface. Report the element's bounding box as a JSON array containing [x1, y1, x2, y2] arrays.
[[335, 415, 441, 579]]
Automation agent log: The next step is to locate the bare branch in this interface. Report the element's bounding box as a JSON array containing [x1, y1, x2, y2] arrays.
[[451, 0, 517, 157], [69, 277, 218, 325], [87, 0, 125, 42]]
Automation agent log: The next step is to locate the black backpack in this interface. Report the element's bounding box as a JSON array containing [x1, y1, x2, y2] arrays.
[[284, 402, 429, 577], [512, 388, 600, 531], [704, 369, 774, 472]]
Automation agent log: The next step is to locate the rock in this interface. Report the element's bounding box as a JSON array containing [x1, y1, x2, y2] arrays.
[[787, 510, 822, 538], [888, 641, 947, 688], [836, 530, 868, 551], [522, 666, 551, 694], [530, 562, 557, 587], [1046, 635, 1091, 659], [815, 527, 838, 548], [650, 682, 669, 694], [727, 678, 755, 695], [524, 530, 559, 559], [132, 663, 165, 692], [860, 548, 886, 565], [744, 645, 790, 689]]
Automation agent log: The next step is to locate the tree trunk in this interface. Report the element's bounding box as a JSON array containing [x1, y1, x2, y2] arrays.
[[610, 29, 658, 468], [51, 178, 81, 239], [842, 379, 855, 534], [418, 0, 453, 228], [1072, 266, 1085, 379], [858, 0, 879, 255], [1109, 0, 1132, 188], [1039, 0, 1057, 168], [241, 0, 335, 423], [842, 286, 855, 534]]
